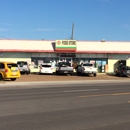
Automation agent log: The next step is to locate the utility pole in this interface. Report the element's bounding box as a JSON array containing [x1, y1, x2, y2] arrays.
[[71, 23, 74, 40]]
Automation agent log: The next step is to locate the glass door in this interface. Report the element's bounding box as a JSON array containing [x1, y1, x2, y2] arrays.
[[96, 60, 102, 73], [59, 57, 72, 66]]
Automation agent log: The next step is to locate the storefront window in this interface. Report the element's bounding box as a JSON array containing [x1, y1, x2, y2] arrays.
[[95, 60, 107, 73], [78, 58, 85, 64], [96, 60, 102, 73], [90, 60, 96, 67], [31, 57, 107, 73], [31, 57, 59, 65], [102, 60, 107, 72]]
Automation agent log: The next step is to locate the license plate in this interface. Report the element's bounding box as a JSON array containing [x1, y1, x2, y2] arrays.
[[12, 72, 17, 75], [85, 71, 91, 73], [64, 71, 68, 73]]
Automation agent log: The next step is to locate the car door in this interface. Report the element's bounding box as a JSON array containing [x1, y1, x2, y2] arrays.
[[6, 63, 20, 76], [0, 63, 5, 78]]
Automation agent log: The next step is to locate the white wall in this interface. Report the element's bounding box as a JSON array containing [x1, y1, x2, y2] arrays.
[[0, 40, 130, 54], [108, 59, 118, 73], [0, 40, 54, 52], [107, 54, 130, 73], [77, 41, 130, 53], [0, 52, 31, 63], [0, 58, 31, 64], [127, 60, 130, 66]]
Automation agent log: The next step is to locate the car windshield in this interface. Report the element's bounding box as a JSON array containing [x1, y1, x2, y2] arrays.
[[7, 64, 18, 68], [17, 61, 28, 65], [83, 64, 93, 66], [42, 65, 51, 67], [58, 62, 71, 67]]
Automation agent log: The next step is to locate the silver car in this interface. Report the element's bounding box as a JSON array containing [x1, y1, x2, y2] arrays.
[[17, 61, 30, 75]]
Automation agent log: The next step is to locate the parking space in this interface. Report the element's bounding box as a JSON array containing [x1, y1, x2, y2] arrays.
[[13, 73, 130, 82]]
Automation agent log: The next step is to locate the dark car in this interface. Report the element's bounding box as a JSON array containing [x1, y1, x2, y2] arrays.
[[115, 66, 130, 77], [56, 62, 74, 75]]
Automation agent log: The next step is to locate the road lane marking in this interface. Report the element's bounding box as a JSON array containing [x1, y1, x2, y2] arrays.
[[64, 89, 99, 93], [79, 92, 130, 98], [87, 120, 130, 129], [112, 92, 130, 96]]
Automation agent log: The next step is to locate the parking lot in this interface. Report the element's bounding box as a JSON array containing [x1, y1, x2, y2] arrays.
[[12, 73, 130, 82]]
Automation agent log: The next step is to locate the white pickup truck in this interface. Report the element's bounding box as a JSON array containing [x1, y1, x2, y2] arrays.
[[77, 62, 97, 76]]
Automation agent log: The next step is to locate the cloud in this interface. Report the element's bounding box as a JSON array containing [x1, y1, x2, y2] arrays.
[[3, 23, 11, 26], [123, 24, 130, 29], [30, 28, 72, 32], [31, 28, 54, 31], [0, 28, 8, 31]]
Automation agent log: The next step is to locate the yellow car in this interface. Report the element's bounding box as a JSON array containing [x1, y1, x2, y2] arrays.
[[0, 62, 21, 81]]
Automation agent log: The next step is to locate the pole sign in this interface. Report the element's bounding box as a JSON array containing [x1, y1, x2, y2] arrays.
[[55, 40, 77, 52]]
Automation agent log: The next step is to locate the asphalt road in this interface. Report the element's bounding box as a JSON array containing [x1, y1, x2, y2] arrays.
[[0, 81, 130, 130]]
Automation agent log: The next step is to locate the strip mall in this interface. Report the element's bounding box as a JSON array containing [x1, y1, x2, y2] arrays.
[[0, 39, 130, 73]]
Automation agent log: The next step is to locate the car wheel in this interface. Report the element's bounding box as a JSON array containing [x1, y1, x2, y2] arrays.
[[115, 73, 118, 76], [26, 72, 29, 75], [11, 78, 16, 81], [0, 74, 3, 81], [119, 73, 123, 77], [56, 71, 60, 75], [67, 73, 72, 76], [52, 72, 56, 75], [77, 71, 80, 75], [94, 73, 97, 77], [56, 71, 58, 75], [127, 75, 130, 78]]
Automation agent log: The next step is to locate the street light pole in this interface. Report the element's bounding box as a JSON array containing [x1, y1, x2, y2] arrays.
[[71, 23, 74, 40]]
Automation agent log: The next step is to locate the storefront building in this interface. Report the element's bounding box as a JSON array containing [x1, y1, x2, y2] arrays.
[[0, 39, 130, 73]]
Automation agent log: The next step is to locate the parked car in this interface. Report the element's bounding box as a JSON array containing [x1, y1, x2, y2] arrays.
[[17, 61, 30, 74], [0, 62, 21, 81], [39, 63, 56, 74], [77, 62, 97, 76], [56, 62, 74, 75], [29, 64, 40, 74], [115, 66, 130, 77]]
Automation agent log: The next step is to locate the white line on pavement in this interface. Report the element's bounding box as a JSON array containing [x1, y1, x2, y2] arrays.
[[64, 89, 99, 93]]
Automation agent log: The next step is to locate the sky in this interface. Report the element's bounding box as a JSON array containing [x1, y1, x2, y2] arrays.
[[0, 0, 130, 41]]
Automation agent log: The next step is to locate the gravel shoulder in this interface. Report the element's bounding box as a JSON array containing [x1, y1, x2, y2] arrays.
[[14, 73, 129, 82]]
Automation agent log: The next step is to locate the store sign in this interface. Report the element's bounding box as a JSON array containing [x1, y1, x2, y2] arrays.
[[55, 40, 76, 52], [59, 53, 76, 57]]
